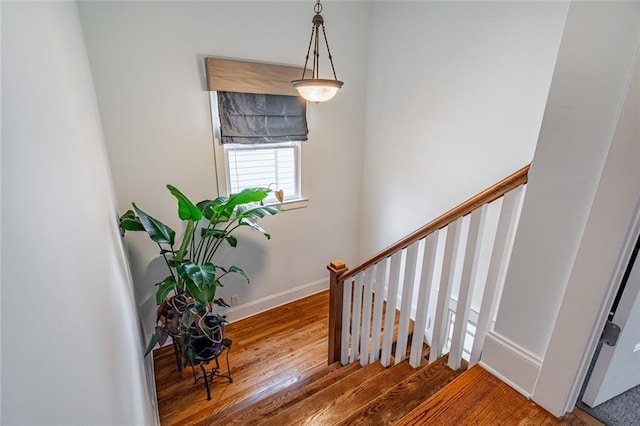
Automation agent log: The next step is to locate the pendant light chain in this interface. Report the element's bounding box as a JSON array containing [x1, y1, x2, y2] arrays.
[[313, 0, 323, 80], [300, 25, 315, 80], [321, 24, 338, 81], [313, 21, 320, 79]]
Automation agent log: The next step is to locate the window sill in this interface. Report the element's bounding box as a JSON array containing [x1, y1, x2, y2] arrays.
[[270, 198, 309, 211]]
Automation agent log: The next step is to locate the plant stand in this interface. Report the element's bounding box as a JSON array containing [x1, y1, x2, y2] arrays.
[[189, 338, 233, 400]]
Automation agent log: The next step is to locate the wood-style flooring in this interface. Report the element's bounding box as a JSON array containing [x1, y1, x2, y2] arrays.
[[396, 366, 602, 425], [153, 291, 600, 425], [153, 291, 329, 425]]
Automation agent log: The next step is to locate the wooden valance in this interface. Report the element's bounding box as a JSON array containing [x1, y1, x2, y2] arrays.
[[205, 58, 308, 97]]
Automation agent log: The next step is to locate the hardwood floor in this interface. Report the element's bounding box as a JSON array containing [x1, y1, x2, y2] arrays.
[[153, 290, 600, 425], [397, 366, 603, 425], [153, 291, 329, 425]]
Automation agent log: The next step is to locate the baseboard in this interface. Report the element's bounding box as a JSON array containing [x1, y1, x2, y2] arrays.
[[479, 331, 542, 398], [221, 278, 329, 323], [146, 355, 161, 426]]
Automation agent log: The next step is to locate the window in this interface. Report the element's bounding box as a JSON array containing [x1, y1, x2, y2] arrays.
[[205, 58, 310, 209], [225, 141, 301, 204], [210, 91, 308, 210]]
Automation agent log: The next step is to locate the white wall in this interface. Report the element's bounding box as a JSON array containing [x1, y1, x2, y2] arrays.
[[359, 1, 567, 259], [483, 0, 640, 407], [1, 2, 154, 425], [533, 25, 640, 416], [77, 1, 369, 334]]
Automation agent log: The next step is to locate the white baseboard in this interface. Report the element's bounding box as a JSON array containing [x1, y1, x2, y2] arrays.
[[479, 331, 542, 398], [221, 278, 329, 323]]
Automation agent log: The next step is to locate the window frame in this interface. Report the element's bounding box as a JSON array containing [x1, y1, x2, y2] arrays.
[[209, 91, 309, 210]]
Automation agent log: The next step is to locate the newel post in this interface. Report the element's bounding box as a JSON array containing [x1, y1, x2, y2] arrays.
[[327, 260, 348, 365]]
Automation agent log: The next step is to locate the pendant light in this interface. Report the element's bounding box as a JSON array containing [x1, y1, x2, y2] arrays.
[[292, 0, 344, 103]]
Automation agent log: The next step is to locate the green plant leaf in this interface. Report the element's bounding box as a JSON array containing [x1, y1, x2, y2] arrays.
[[144, 332, 161, 357], [167, 258, 180, 267], [198, 197, 229, 222], [120, 217, 145, 232], [236, 205, 279, 221], [226, 235, 238, 247], [119, 210, 145, 233], [132, 203, 175, 245], [167, 185, 202, 221], [178, 262, 218, 304], [216, 188, 270, 219], [156, 276, 177, 305], [219, 265, 249, 284], [121, 210, 137, 219], [239, 217, 271, 239], [178, 262, 217, 287], [184, 279, 216, 305]]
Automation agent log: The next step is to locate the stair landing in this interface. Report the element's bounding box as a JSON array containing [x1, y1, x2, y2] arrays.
[[397, 365, 603, 426], [152, 291, 601, 425]]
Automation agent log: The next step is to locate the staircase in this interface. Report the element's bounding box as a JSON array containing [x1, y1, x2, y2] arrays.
[[200, 352, 465, 426], [155, 167, 533, 425]]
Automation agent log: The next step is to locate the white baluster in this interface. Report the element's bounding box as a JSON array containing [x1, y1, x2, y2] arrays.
[[341, 276, 352, 365], [381, 251, 402, 367], [448, 206, 487, 370], [350, 272, 364, 363], [360, 267, 374, 366], [410, 232, 438, 367], [370, 258, 388, 363], [395, 242, 420, 364], [469, 186, 525, 366], [430, 218, 463, 364]]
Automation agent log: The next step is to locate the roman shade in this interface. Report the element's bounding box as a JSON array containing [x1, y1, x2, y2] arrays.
[[217, 91, 308, 144], [206, 58, 310, 144]]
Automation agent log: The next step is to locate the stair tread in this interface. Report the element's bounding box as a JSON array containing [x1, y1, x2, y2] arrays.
[[220, 361, 362, 426], [258, 360, 419, 426], [395, 364, 485, 425], [337, 355, 460, 426]]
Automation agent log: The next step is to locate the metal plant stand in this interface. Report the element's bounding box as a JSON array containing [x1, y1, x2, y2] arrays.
[[189, 338, 233, 400]]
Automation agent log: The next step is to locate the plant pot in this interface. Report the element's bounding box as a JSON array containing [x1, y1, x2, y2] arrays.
[[188, 315, 226, 361]]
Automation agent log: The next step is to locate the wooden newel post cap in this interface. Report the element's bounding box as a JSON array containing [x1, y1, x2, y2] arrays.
[[327, 260, 348, 273]]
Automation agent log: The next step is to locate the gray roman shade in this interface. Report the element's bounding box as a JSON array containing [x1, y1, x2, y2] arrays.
[[217, 91, 308, 144], [205, 58, 310, 145]]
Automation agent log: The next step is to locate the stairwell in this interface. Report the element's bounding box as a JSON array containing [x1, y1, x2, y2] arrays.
[[153, 167, 604, 424]]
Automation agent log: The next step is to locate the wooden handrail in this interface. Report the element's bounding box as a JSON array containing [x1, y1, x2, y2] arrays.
[[339, 164, 530, 281]]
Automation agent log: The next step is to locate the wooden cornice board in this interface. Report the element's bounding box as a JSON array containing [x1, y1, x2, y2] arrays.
[[205, 58, 310, 96]]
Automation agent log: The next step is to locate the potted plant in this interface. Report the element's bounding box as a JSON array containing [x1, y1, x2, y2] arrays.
[[119, 185, 278, 364]]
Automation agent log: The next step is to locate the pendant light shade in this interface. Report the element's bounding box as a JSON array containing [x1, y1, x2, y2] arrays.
[[292, 79, 342, 103], [292, 0, 343, 103]]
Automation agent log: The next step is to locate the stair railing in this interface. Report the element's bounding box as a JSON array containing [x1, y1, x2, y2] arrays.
[[327, 165, 529, 371]]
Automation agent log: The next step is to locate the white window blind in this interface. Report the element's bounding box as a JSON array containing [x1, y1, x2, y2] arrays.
[[225, 142, 300, 203]]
